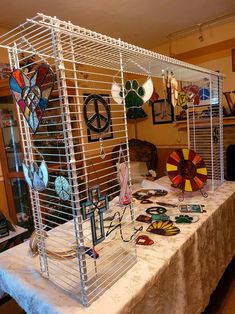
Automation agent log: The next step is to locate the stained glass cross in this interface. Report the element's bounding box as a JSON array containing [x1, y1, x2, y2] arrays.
[[81, 185, 108, 246]]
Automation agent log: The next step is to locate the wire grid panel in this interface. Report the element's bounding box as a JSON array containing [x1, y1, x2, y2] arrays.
[[4, 17, 138, 306], [187, 74, 224, 192]]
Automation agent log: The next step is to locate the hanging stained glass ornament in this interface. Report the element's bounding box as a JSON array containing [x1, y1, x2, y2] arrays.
[[54, 176, 71, 201], [111, 77, 153, 119], [23, 159, 49, 191], [146, 220, 180, 236], [146, 206, 167, 215], [182, 85, 200, 105], [149, 87, 159, 105], [166, 148, 208, 200], [178, 91, 188, 109], [199, 88, 210, 100], [9, 63, 55, 134], [136, 214, 152, 223], [116, 146, 131, 205], [81, 185, 108, 246], [83, 94, 111, 159], [171, 73, 178, 107]]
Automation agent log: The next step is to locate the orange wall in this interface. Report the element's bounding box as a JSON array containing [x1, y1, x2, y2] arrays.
[[128, 18, 235, 149]]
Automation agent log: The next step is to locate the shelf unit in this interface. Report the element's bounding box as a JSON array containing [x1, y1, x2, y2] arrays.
[[174, 116, 235, 127], [0, 85, 30, 225]]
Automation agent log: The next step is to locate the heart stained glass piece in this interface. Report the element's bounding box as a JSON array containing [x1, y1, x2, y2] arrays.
[[182, 85, 200, 105], [136, 235, 154, 245], [22, 160, 49, 191], [166, 148, 207, 192], [146, 220, 180, 236], [9, 63, 55, 134], [54, 176, 71, 201], [169, 214, 199, 224]]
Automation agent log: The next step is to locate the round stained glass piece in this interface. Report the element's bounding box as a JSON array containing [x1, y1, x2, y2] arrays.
[[166, 148, 207, 192]]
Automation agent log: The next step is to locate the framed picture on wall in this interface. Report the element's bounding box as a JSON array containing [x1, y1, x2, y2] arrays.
[[232, 48, 235, 72], [152, 99, 174, 124], [83, 93, 113, 142]]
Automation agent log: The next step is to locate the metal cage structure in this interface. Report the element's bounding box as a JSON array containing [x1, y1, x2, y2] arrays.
[[186, 75, 224, 192], [0, 13, 224, 306]]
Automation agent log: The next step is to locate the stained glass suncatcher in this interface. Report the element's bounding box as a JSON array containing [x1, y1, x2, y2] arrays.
[[146, 220, 180, 236], [166, 148, 207, 192], [81, 185, 108, 246], [54, 176, 71, 201], [9, 63, 55, 134], [22, 160, 48, 191], [83, 94, 111, 134]]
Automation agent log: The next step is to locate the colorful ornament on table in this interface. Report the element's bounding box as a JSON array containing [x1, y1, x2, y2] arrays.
[[140, 199, 153, 204], [152, 213, 169, 222], [166, 148, 208, 200], [81, 185, 108, 246], [170, 214, 199, 224], [136, 235, 154, 246], [146, 220, 180, 236], [22, 160, 49, 191], [178, 203, 205, 213], [133, 189, 168, 201], [167, 148, 207, 192], [9, 63, 55, 134], [54, 176, 71, 201], [111, 77, 153, 119]]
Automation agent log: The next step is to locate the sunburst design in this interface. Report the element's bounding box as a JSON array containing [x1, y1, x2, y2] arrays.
[[166, 148, 207, 192]]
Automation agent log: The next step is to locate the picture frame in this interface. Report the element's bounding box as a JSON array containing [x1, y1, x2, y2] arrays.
[[152, 99, 174, 124], [83, 93, 113, 142], [232, 48, 235, 72]]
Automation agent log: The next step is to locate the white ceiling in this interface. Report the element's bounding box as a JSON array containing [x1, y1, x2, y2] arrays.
[[0, 0, 235, 48]]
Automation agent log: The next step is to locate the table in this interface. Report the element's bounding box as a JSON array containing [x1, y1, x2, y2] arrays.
[[0, 225, 27, 252], [0, 178, 234, 314]]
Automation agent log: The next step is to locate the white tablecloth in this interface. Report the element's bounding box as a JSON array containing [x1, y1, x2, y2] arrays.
[[0, 178, 234, 314]]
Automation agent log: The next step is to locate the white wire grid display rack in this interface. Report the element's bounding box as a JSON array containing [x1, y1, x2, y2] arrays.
[[186, 76, 224, 192], [0, 13, 224, 306]]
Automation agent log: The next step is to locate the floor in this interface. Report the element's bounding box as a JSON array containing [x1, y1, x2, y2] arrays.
[[0, 257, 234, 314], [202, 257, 235, 314]]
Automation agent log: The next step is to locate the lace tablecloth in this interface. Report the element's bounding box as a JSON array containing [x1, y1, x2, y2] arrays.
[[0, 178, 234, 314]]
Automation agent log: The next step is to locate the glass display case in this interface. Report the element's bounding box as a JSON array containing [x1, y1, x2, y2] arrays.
[[0, 83, 33, 231]]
